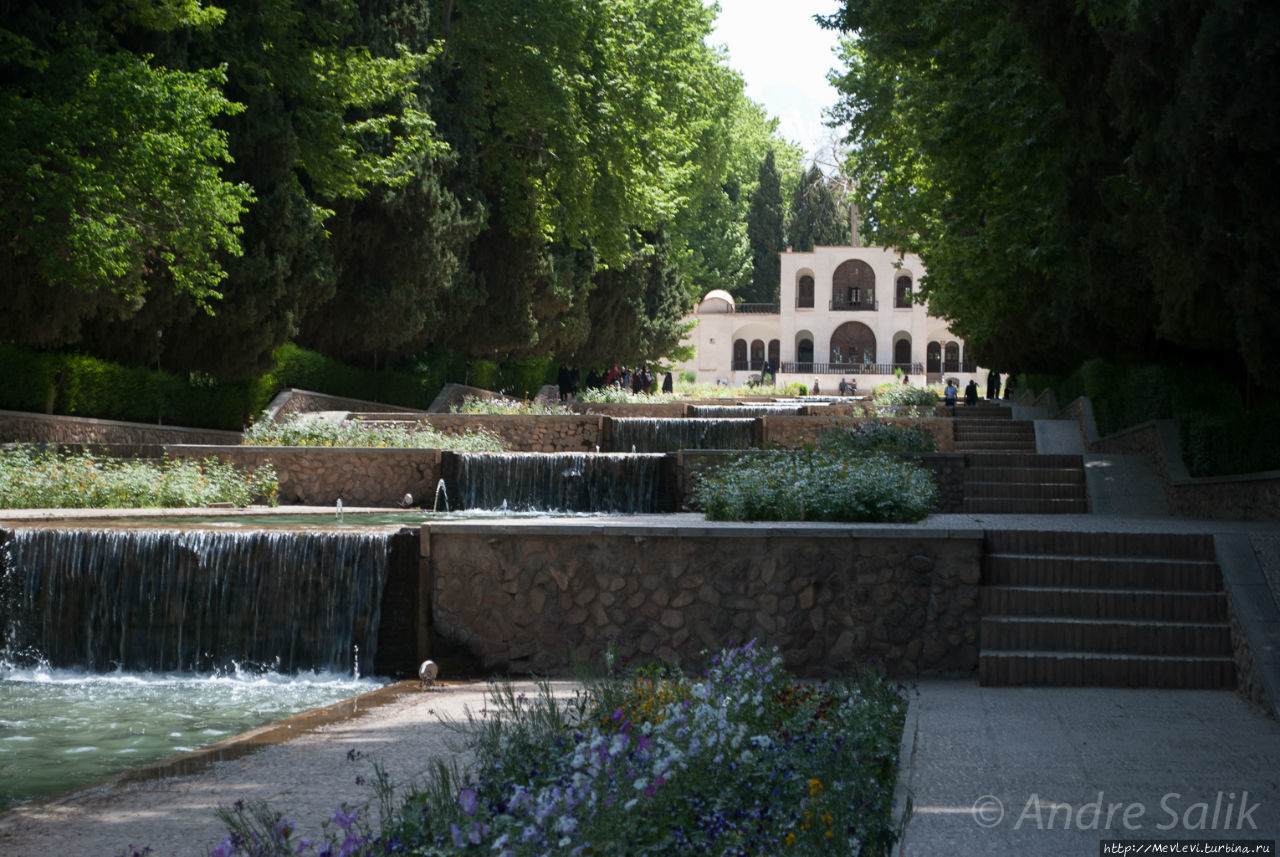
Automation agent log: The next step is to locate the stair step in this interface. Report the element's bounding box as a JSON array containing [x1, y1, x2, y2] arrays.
[[963, 498, 1088, 514], [983, 554, 1223, 590], [964, 482, 1086, 500], [965, 467, 1085, 485], [955, 424, 1035, 436], [982, 586, 1227, 622], [984, 531, 1216, 560], [965, 453, 1083, 468], [980, 616, 1230, 656], [956, 443, 1039, 453], [978, 651, 1235, 688], [948, 408, 1013, 419]]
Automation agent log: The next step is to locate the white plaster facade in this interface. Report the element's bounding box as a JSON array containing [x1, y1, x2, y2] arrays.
[[677, 245, 979, 389]]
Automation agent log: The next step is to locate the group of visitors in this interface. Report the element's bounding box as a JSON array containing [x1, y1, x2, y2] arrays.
[[557, 364, 674, 400], [943, 371, 1020, 411]]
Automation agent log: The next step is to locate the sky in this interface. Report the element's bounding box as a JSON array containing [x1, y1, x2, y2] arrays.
[[708, 0, 846, 166]]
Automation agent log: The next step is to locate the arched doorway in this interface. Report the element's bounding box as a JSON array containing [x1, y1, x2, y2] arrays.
[[768, 340, 780, 371], [832, 259, 876, 310], [894, 339, 911, 366], [796, 336, 814, 370], [733, 339, 747, 371], [830, 321, 876, 367], [926, 342, 941, 373], [796, 274, 814, 308], [750, 339, 765, 371]]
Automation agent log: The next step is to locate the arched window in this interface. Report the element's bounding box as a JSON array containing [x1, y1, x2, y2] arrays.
[[733, 339, 748, 371], [830, 322, 876, 368], [797, 275, 814, 308], [894, 339, 912, 366], [832, 260, 876, 310], [750, 339, 765, 371], [896, 275, 912, 308], [944, 342, 960, 372], [926, 342, 942, 373]]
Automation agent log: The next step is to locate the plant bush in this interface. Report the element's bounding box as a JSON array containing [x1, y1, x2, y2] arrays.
[[821, 420, 937, 454], [209, 641, 908, 857], [449, 395, 576, 416], [0, 447, 278, 508], [871, 384, 937, 412], [785, 382, 809, 396], [691, 449, 937, 523], [577, 387, 677, 404], [242, 415, 506, 451]]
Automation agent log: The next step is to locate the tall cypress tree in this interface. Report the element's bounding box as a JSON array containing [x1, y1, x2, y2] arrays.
[[744, 149, 785, 303], [788, 165, 852, 251]]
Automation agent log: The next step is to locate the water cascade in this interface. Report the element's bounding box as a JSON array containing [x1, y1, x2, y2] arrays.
[[690, 404, 808, 418], [607, 417, 756, 453], [1, 527, 391, 674], [450, 452, 664, 513]]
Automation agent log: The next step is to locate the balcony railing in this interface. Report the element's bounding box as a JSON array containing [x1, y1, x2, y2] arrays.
[[735, 302, 780, 314], [829, 297, 878, 312], [780, 362, 924, 376]]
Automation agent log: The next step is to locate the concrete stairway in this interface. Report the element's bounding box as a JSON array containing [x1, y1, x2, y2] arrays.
[[953, 407, 1037, 453], [979, 531, 1235, 687], [963, 452, 1088, 513]]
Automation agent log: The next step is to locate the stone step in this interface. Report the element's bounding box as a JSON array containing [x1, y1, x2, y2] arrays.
[[947, 407, 1013, 419], [983, 554, 1222, 590], [954, 423, 1035, 436], [963, 497, 1089, 514], [978, 650, 1235, 688], [956, 441, 1039, 452], [964, 482, 1086, 500], [984, 530, 1216, 560], [965, 466, 1085, 485], [981, 616, 1231, 656], [964, 452, 1084, 468], [981, 586, 1227, 622]]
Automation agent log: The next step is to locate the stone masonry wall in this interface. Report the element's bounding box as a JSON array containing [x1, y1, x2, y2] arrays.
[[166, 446, 443, 507], [0, 409, 241, 446], [426, 525, 984, 678], [422, 415, 605, 453]]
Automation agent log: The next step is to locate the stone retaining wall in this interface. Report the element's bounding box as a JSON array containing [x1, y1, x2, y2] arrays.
[[425, 524, 983, 677], [0, 409, 241, 446], [167, 446, 443, 507], [423, 415, 604, 453]]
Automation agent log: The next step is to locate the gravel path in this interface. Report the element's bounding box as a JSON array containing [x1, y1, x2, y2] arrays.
[[0, 681, 576, 857]]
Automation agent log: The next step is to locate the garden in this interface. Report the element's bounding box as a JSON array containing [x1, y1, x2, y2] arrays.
[[204, 641, 908, 857]]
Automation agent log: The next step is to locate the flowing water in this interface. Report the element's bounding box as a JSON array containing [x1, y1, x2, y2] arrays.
[[690, 404, 808, 418], [0, 526, 396, 810], [605, 417, 756, 453], [450, 452, 664, 513], [0, 666, 381, 812]]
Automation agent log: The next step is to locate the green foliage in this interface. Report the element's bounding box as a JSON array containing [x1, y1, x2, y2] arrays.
[[242, 415, 505, 451], [692, 449, 937, 522], [872, 384, 939, 411], [0, 448, 278, 509], [824, 0, 1280, 389], [821, 420, 937, 454], [449, 396, 574, 416], [576, 387, 677, 405], [784, 381, 808, 396], [678, 370, 697, 385], [787, 165, 852, 251], [744, 149, 786, 303]]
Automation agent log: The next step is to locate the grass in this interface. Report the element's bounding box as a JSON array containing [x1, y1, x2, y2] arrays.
[[690, 449, 937, 523], [208, 641, 908, 856], [0, 446, 278, 508], [243, 415, 506, 451]]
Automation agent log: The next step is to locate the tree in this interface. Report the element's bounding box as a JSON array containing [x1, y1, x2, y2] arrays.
[[787, 165, 851, 252], [744, 150, 786, 303]]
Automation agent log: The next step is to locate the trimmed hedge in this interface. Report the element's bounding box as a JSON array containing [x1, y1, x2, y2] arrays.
[[1027, 359, 1280, 477], [0, 341, 548, 432]]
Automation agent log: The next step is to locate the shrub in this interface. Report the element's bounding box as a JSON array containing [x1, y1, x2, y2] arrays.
[[691, 449, 937, 522], [785, 381, 809, 396], [678, 369, 696, 385], [822, 420, 937, 454], [242, 414, 506, 451], [577, 387, 676, 404], [449, 395, 575, 415], [871, 384, 937, 412], [0, 447, 277, 509]]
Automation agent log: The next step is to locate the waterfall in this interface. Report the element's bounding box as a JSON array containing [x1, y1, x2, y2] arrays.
[[451, 452, 664, 513], [1, 528, 390, 674], [690, 404, 806, 418], [607, 418, 756, 453]]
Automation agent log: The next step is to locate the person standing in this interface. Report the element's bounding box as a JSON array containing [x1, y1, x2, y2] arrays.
[[812, 379, 821, 396], [965, 379, 979, 407], [986, 370, 1001, 400], [944, 379, 958, 413]]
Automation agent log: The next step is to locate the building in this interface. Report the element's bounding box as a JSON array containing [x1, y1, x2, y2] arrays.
[[676, 245, 979, 389]]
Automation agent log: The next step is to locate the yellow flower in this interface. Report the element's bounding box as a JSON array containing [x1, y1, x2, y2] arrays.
[[808, 778, 823, 797], [784, 833, 796, 847]]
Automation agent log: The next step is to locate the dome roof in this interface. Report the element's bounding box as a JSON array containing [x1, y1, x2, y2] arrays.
[[699, 289, 735, 312]]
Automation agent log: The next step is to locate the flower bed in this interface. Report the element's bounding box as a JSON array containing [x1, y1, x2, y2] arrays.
[[208, 642, 907, 857]]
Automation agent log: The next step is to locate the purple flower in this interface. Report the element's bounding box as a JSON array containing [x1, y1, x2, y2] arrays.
[[332, 808, 358, 831], [450, 824, 466, 848], [458, 787, 479, 816], [468, 822, 487, 844]]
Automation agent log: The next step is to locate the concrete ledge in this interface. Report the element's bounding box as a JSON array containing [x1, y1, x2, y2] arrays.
[[1216, 533, 1280, 719]]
